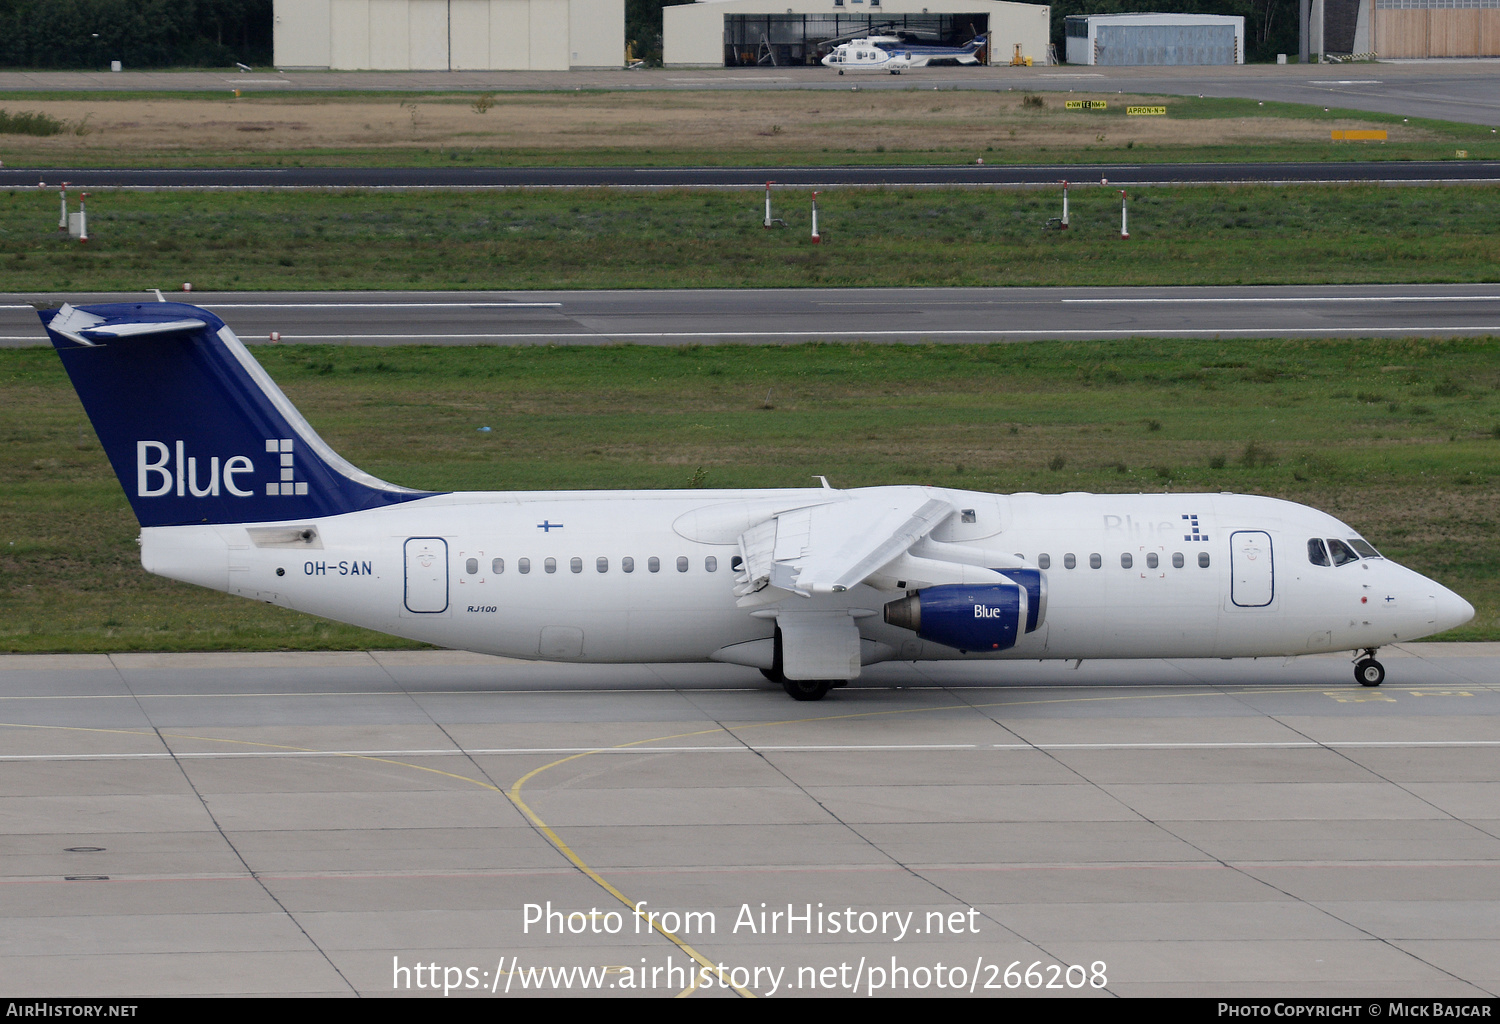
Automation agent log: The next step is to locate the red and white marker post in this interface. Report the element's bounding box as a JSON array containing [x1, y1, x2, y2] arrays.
[[58, 181, 69, 232], [810, 191, 821, 244], [1060, 180, 1070, 229], [76, 192, 89, 243], [1118, 189, 1129, 240], [762, 181, 787, 228]]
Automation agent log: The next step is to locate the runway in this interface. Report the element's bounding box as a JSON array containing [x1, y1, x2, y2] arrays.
[[5, 160, 1500, 190], [3, 646, 1497, 997], [5, 285, 1500, 346]]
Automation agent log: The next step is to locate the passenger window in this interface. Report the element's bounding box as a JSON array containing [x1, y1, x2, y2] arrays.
[[1146, 553, 1158, 569], [1198, 552, 1210, 568], [597, 557, 608, 573], [1120, 553, 1132, 569], [705, 556, 717, 572], [570, 557, 582, 574], [622, 557, 634, 573], [545, 557, 557, 574], [519, 557, 530, 574], [1348, 538, 1382, 559], [465, 557, 478, 575], [731, 555, 744, 572], [676, 556, 689, 573], [1308, 538, 1330, 566], [1038, 553, 1050, 569], [648, 557, 660, 573], [1172, 552, 1184, 568], [1064, 553, 1076, 569], [1089, 553, 1102, 569], [1327, 539, 1359, 566], [492, 558, 504, 574]]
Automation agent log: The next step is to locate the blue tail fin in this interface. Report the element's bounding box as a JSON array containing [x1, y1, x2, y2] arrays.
[[41, 301, 436, 528]]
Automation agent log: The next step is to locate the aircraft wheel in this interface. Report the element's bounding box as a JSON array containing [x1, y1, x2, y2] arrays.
[[782, 678, 832, 701], [1355, 658, 1385, 687], [838, 70, 844, 75]]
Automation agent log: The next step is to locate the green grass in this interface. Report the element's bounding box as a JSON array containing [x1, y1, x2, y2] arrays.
[[2, 338, 1497, 651], [0, 109, 66, 136], [3, 185, 1499, 291], [0, 92, 1495, 167]]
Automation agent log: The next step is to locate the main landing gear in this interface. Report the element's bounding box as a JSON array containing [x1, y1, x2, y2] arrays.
[[1354, 648, 1385, 687], [760, 667, 834, 702]]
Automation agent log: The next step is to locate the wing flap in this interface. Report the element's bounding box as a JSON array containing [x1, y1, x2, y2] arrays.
[[737, 491, 957, 602]]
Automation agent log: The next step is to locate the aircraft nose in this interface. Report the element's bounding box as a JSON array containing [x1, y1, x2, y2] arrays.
[[1432, 583, 1475, 633]]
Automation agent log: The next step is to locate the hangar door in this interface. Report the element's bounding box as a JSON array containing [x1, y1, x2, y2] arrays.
[[1094, 23, 1237, 64], [1376, 0, 1500, 57]]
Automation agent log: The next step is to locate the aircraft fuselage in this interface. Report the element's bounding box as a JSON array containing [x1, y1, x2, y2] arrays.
[[143, 486, 1468, 667]]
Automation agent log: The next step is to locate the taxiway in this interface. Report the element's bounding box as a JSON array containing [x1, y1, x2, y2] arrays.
[[3, 647, 1498, 996]]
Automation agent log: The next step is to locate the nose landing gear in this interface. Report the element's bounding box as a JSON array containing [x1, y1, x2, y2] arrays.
[[1354, 649, 1385, 687]]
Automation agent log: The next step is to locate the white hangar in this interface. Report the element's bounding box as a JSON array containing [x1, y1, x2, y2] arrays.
[[273, 0, 625, 70], [664, 0, 1051, 68], [1063, 13, 1246, 66]]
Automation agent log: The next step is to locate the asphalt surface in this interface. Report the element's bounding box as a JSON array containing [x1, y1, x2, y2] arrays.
[[1, 61, 1498, 126], [3, 646, 1497, 996], [4, 160, 1499, 189], [6, 286, 1499, 346]]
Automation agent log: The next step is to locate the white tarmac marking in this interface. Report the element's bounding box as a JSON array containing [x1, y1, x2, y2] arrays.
[[198, 302, 562, 309], [0, 302, 560, 310], [248, 326, 1500, 340], [1063, 295, 1500, 304], [3, 739, 1497, 762], [7, 326, 1500, 344]]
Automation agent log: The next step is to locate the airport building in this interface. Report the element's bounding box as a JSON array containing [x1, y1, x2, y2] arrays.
[[272, 0, 625, 70], [663, 0, 1051, 68], [1300, 0, 1497, 60], [1367, 0, 1500, 58], [1063, 12, 1245, 65]]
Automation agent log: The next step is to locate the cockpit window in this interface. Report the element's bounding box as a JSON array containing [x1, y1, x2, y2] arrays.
[[1307, 538, 1330, 566], [1348, 538, 1382, 559], [1326, 538, 1360, 566]]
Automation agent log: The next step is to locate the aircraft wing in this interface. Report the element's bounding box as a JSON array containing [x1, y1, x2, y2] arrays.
[[737, 492, 955, 601]]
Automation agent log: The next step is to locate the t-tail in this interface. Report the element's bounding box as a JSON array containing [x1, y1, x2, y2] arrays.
[[40, 301, 436, 528]]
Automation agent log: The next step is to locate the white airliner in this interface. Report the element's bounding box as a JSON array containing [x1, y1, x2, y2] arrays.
[[40, 301, 1473, 700]]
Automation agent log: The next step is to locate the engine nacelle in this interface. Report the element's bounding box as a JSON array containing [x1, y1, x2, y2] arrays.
[[883, 582, 1028, 653], [997, 568, 1047, 634]]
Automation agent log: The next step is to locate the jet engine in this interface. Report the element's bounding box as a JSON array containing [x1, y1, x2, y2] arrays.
[[883, 582, 1029, 652]]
